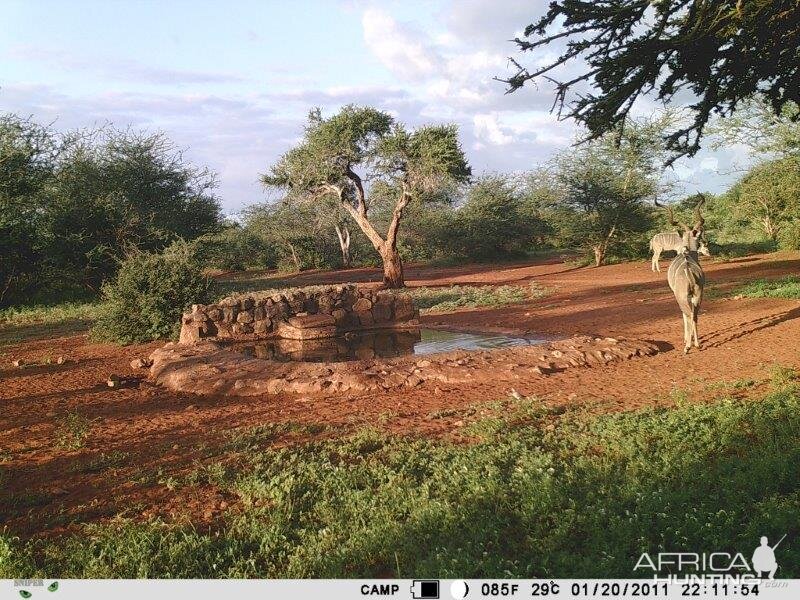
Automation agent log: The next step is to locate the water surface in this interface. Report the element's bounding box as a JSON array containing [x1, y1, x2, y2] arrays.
[[227, 328, 547, 363]]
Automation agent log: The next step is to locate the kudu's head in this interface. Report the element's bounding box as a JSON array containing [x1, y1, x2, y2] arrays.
[[656, 196, 708, 257]]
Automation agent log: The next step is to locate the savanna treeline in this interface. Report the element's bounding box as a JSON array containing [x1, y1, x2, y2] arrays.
[[0, 114, 221, 307], [3, 97, 800, 308]]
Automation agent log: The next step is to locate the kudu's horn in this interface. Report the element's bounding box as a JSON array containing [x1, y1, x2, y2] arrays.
[[693, 194, 706, 231], [654, 198, 689, 232]]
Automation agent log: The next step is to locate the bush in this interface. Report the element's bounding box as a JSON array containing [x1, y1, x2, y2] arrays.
[[199, 226, 277, 272], [778, 219, 800, 250], [91, 241, 214, 344]]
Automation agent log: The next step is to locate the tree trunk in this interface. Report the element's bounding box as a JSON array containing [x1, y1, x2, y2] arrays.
[[287, 243, 301, 272], [763, 216, 779, 240], [593, 245, 606, 267], [381, 246, 404, 288], [335, 176, 409, 288], [335, 224, 351, 268], [593, 225, 615, 267]]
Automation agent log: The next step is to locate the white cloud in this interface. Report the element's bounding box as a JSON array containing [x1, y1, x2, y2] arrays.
[[362, 9, 439, 81], [473, 113, 513, 146]]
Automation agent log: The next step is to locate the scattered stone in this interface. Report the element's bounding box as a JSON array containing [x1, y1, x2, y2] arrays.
[[130, 358, 153, 369], [405, 374, 423, 387], [172, 444, 179, 450], [107, 374, 122, 388], [56, 356, 66, 365], [509, 389, 523, 401], [150, 335, 663, 397], [11, 359, 24, 368], [219, 501, 228, 510]]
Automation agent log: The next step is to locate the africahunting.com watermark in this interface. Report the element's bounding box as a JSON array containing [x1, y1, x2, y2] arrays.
[[634, 534, 790, 582]]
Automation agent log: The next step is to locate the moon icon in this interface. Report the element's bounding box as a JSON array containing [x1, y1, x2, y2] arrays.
[[450, 579, 469, 599]]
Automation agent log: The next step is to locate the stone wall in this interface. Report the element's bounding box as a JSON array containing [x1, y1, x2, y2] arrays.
[[179, 284, 419, 344]]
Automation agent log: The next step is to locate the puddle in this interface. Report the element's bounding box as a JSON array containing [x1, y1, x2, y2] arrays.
[[226, 328, 547, 363]]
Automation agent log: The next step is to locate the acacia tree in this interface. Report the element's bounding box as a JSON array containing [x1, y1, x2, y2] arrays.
[[262, 106, 471, 287], [502, 0, 800, 161], [737, 158, 800, 241], [0, 115, 60, 304], [713, 97, 800, 159], [548, 122, 664, 266]]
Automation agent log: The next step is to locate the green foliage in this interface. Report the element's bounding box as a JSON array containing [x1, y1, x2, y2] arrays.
[[769, 365, 798, 390], [0, 113, 221, 307], [263, 105, 470, 286], [736, 157, 800, 241], [241, 202, 355, 272], [713, 96, 800, 159], [408, 283, 548, 313], [55, 412, 92, 450], [0, 302, 99, 327], [198, 223, 277, 272], [777, 219, 800, 251], [546, 121, 662, 265], [448, 176, 549, 260], [91, 241, 215, 344], [733, 276, 800, 299], [4, 390, 800, 578], [0, 114, 58, 306]]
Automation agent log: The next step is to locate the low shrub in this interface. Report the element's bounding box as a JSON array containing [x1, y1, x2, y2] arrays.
[[778, 220, 800, 251], [91, 241, 215, 344]]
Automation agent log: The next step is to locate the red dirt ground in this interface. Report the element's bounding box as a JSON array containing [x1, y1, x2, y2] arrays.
[[2, 252, 799, 537]]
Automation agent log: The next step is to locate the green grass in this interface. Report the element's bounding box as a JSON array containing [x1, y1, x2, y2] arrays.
[[54, 412, 93, 451], [0, 301, 100, 345], [408, 283, 549, 314], [0, 302, 100, 327], [70, 452, 130, 475], [732, 276, 800, 299], [2, 388, 799, 578]]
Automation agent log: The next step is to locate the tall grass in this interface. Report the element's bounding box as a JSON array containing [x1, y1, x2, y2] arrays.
[[0, 302, 99, 327], [2, 389, 798, 578], [409, 283, 549, 314]]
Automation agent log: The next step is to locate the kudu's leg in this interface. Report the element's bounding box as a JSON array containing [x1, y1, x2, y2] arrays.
[[682, 313, 691, 354], [692, 307, 701, 348], [652, 249, 660, 272]]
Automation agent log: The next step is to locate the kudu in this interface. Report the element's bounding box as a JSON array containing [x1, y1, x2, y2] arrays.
[[650, 196, 710, 271], [656, 198, 707, 353]]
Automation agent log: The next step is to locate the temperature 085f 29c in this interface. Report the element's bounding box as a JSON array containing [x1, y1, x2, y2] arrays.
[[480, 582, 561, 596]]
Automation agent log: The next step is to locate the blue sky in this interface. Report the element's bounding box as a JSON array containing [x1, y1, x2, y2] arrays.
[[1, 0, 750, 214]]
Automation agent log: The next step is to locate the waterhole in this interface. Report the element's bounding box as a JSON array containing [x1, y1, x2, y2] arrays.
[[226, 328, 548, 363]]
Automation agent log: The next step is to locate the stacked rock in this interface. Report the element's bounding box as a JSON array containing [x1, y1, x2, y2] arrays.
[[179, 285, 419, 344]]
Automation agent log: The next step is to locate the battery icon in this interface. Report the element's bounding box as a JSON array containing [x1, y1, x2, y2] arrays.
[[411, 579, 440, 599]]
